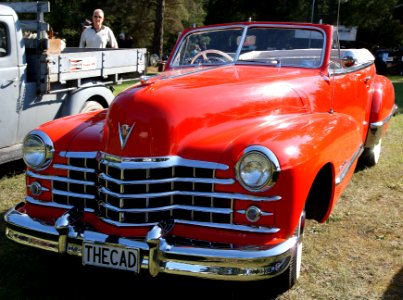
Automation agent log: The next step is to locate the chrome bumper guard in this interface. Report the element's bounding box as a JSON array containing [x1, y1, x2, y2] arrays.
[[4, 203, 296, 281]]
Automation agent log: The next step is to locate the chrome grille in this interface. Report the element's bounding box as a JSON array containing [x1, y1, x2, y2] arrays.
[[43, 151, 280, 231], [98, 154, 234, 225], [52, 152, 98, 210]]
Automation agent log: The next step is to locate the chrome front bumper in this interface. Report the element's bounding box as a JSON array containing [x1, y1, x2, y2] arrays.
[[4, 203, 296, 281]]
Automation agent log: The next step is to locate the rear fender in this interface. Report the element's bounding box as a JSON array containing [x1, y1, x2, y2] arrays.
[[365, 75, 396, 148]]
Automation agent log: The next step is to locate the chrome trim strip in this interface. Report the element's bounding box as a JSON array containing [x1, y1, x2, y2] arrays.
[[27, 183, 49, 193], [24, 197, 276, 233], [59, 151, 98, 159], [236, 209, 273, 216], [98, 217, 158, 227], [53, 164, 96, 173], [26, 170, 95, 186], [335, 145, 363, 185], [175, 219, 280, 233], [99, 187, 281, 202], [100, 202, 232, 214], [100, 153, 229, 170], [53, 188, 96, 200], [98, 216, 280, 233], [26, 196, 95, 213], [99, 172, 234, 185]]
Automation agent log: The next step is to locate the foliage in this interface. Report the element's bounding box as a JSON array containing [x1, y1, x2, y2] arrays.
[[2, 0, 402, 57], [341, 0, 403, 48], [204, 0, 403, 49]]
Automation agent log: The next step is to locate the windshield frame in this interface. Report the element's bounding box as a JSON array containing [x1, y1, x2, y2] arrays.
[[168, 23, 327, 70]]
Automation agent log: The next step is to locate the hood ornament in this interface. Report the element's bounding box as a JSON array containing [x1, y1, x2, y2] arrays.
[[118, 122, 135, 149]]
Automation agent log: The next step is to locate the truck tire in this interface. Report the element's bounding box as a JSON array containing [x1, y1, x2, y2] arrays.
[[80, 100, 104, 113], [359, 138, 382, 167]]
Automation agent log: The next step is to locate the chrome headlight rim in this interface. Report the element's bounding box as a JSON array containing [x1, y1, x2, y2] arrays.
[[235, 145, 280, 192], [22, 130, 54, 171]]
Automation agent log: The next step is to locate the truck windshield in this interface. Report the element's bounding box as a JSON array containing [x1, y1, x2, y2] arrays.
[[170, 25, 325, 69]]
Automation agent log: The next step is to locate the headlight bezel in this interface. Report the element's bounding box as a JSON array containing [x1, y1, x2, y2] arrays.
[[22, 130, 54, 171], [235, 145, 280, 192]]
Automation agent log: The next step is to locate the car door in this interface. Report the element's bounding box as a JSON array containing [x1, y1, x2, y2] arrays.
[[329, 48, 374, 143], [0, 18, 21, 149]]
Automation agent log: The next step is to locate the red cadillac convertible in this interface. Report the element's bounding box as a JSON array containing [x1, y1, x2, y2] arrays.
[[4, 21, 397, 291]]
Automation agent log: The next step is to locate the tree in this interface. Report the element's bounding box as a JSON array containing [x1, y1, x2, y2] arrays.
[[152, 0, 165, 58], [13, 0, 402, 54], [340, 0, 403, 48]]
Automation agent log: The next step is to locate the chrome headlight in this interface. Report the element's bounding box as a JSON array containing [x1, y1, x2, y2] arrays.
[[236, 146, 280, 192], [22, 130, 54, 170]]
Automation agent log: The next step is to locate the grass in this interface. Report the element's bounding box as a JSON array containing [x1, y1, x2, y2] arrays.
[[0, 78, 402, 299], [112, 67, 160, 95]]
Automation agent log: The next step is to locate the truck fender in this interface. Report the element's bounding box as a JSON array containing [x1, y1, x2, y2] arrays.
[[60, 85, 114, 116]]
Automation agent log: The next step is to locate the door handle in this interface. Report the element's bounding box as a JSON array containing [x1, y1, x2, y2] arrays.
[[0, 77, 17, 88], [364, 76, 371, 84]]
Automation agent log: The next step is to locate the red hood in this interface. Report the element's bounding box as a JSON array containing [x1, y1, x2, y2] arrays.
[[103, 65, 320, 158]]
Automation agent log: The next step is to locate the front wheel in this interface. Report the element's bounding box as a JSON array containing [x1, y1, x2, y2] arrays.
[[274, 210, 305, 291]]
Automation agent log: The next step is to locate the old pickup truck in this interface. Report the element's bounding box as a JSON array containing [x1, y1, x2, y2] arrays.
[[0, 2, 146, 165], [4, 21, 397, 292]]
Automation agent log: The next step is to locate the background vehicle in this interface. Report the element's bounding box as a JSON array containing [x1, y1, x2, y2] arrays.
[[4, 21, 397, 293], [0, 2, 146, 165], [374, 48, 402, 75]]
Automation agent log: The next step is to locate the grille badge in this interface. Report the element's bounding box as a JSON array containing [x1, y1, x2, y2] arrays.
[[118, 122, 135, 149]]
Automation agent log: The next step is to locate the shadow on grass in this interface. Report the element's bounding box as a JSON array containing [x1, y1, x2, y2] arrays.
[[0, 208, 286, 299], [0, 159, 25, 179], [382, 267, 403, 300]]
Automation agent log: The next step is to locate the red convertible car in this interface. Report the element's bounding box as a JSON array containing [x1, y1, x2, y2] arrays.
[[4, 21, 397, 291]]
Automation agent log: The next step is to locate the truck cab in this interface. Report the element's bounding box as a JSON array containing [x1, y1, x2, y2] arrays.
[[0, 2, 147, 165], [0, 5, 27, 161]]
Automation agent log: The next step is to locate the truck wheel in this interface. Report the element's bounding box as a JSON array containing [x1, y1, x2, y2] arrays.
[[359, 138, 382, 167], [274, 210, 304, 292], [80, 100, 104, 113]]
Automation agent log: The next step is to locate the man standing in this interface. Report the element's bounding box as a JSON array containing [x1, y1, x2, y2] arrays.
[[79, 9, 118, 48]]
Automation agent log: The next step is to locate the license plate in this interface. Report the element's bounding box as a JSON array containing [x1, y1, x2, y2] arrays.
[[82, 243, 139, 272]]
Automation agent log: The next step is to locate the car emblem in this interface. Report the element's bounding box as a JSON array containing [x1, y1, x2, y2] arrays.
[[118, 122, 135, 149]]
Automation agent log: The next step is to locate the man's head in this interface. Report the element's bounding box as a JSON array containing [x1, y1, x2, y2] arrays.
[[92, 9, 104, 28]]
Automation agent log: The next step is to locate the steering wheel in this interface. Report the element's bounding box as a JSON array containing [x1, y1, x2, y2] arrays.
[[190, 49, 233, 64]]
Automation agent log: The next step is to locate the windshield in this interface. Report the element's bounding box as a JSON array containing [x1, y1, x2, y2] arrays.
[[170, 25, 325, 69]]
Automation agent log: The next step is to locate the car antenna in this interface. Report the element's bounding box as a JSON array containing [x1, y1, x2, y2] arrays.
[[330, 0, 342, 114]]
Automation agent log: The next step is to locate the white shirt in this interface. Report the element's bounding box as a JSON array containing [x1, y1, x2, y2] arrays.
[[79, 26, 118, 48]]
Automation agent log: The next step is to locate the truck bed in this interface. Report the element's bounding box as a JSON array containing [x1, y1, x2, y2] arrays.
[[2, 1, 147, 94], [26, 47, 147, 93]]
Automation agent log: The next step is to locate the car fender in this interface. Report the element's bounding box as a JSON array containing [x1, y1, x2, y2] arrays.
[[60, 85, 114, 116], [227, 113, 362, 236], [177, 112, 362, 237], [364, 75, 396, 148], [370, 75, 395, 123]]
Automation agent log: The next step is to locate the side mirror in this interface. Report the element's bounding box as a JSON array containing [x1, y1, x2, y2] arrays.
[[341, 51, 356, 68]]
